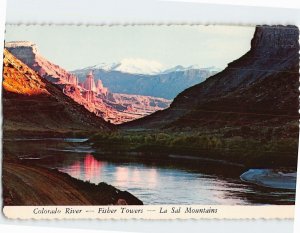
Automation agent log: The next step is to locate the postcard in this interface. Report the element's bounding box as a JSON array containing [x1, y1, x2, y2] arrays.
[[2, 24, 298, 219]]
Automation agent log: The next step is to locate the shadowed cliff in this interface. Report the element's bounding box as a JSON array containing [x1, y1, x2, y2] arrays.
[[122, 25, 299, 131]]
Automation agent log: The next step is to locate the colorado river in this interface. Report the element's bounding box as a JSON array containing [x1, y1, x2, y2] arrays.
[[4, 138, 296, 205]]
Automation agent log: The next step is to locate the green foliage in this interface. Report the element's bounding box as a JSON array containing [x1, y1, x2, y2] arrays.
[[90, 126, 298, 168]]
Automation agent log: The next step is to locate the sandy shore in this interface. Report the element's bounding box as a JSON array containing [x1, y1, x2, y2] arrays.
[[3, 162, 143, 205], [240, 169, 297, 190]]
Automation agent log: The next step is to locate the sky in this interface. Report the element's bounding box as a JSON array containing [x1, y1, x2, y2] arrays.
[[5, 25, 255, 71]]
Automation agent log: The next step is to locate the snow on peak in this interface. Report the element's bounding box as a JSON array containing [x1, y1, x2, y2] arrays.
[[163, 65, 186, 73], [82, 60, 221, 75], [83, 58, 165, 75], [114, 58, 165, 75], [85, 62, 118, 71]]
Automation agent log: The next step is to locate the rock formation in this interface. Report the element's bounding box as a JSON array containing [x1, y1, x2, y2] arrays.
[[96, 79, 108, 96], [5, 42, 172, 124], [2, 49, 113, 135], [82, 71, 97, 92], [72, 65, 219, 99], [5, 41, 78, 85]]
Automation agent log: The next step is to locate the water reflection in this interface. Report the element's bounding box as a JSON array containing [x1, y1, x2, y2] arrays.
[[4, 139, 296, 205], [69, 161, 81, 178], [56, 153, 248, 204], [84, 154, 103, 181], [132, 169, 141, 183], [59, 154, 105, 183], [147, 168, 158, 188], [60, 154, 160, 190], [115, 167, 129, 186]]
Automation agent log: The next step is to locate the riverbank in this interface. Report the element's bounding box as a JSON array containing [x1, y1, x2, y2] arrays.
[[3, 161, 143, 206], [89, 130, 298, 169], [3, 129, 100, 139]]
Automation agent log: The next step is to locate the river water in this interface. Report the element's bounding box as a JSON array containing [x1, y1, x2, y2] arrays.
[[4, 138, 296, 205]]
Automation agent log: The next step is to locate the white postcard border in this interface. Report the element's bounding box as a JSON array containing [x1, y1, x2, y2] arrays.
[[3, 205, 295, 220]]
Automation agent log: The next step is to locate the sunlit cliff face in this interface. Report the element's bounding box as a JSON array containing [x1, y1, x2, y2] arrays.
[[2, 49, 49, 96], [4, 42, 172, 124]]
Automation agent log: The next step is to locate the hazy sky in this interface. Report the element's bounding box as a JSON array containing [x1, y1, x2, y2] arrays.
[[5, 25, 255, 71]]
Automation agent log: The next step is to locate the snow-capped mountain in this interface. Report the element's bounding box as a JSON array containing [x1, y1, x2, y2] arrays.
[[83, 58, 165, 75], [87, 62, 120, 72], [81, 59, 220, 76], [114, 58, 165, 75], [72, 64, 221, 99]]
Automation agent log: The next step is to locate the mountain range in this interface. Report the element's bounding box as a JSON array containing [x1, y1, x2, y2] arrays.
[[5, 42, 172, 124], [86, 58, 165, 75], [4, 25, 298, 135], [123, 25, 299, 134], [80, 60, 219, 75], [72, 64, 219, 99]]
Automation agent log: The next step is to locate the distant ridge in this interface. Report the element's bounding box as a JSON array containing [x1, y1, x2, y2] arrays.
[[72, 64, 219, 99], [79, 60, 220, 76]]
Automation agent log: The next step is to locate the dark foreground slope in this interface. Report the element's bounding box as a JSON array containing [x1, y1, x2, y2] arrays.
[[3, 161, 142, 205], [122, 25, 299, 131], [2, 49, 113, 137]]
